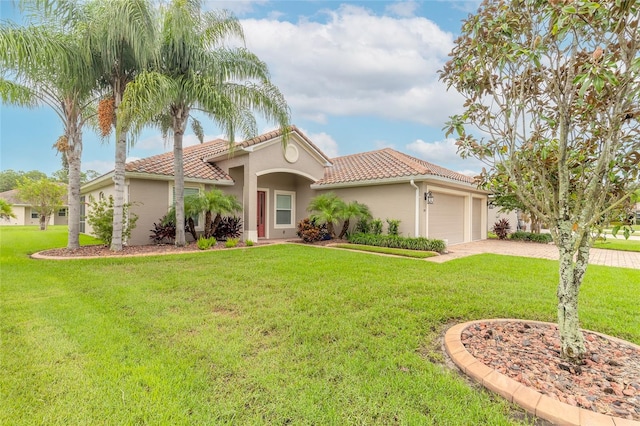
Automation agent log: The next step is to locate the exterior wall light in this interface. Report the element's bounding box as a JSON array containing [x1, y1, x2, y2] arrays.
[[487, 200, 496, 209], [425, 191, 434, 204]]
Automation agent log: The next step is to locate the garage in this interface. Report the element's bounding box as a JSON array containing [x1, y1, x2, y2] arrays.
[[428, 192, 465, 245]]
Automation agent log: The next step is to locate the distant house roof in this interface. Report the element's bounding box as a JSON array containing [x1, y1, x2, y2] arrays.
[[0, 186, 67, 206], [125, 139, 233, 181], [0, 189, 23, 205], [315, 148, 476, 186]]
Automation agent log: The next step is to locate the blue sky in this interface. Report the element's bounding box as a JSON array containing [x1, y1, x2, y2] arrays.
[[0, 0, 484, 177]]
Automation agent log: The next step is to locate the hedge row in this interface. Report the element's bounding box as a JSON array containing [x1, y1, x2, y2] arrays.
[[509, 231, 553, 244], [347, 233, 447, 254]]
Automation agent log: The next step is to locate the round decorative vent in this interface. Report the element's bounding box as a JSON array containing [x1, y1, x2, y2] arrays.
[[284, 144, 299, 163]]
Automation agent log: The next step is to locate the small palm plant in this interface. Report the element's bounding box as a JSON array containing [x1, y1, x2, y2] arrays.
[[307, 193, 346, 239], [338, 201, 372, 239]]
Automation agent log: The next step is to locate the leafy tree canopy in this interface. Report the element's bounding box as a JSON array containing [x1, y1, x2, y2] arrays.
[[440, 0, 640, 361]]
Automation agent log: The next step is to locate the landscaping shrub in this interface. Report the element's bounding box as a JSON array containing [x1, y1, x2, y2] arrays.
[[354, 217, 371, 234], [386, 218, 401, 236], [347, 233, 446, 253], [225, 238, 239, 248], [297, 218, 329, 243], [371, 219, 383, 235], [149, 215, 176, 244], [213, 216, 242, 241], [510, 231, 553, 244], [197, 236, 216, 250], [492, 218, 511, 240], [86, 195, 138, 246], [245, 239, 254, 247]]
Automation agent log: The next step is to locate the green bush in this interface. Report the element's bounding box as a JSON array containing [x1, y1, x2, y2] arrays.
[[370, 219, 383, 235], [354, 217, 371, 234], [86, 195, 138, 246], [197, 236, 216, 250], [509, 231, 553, 244], [347, 233, 446, 254], [225, 238, 239, 248], [245, 239, 254, 247], [386, 218, 401, 236]]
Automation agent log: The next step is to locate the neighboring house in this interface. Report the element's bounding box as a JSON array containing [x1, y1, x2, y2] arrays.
[[0, 189, 68, 226], [81, 126, 490, 246]]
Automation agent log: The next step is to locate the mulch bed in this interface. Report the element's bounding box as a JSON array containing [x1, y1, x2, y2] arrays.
[[462, 321, 640, 421], [36, 241, 258, 258]]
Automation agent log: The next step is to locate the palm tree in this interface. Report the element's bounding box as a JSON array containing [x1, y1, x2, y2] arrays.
[[337, 201, 371, 239], [0, 199, 16, 221], [307, 193, 346, 239], [89, 0, 157, 251], [196, 189, 242, 238], [0, 5, 97, 248], [120, 0, 290, 246]]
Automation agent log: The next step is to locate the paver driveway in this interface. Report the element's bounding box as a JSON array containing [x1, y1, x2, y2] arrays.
[[426, 239, 640, 269]]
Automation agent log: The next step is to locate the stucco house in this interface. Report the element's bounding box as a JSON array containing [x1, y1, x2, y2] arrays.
[[81, 126, 490, 246], [0, 189, 68, 226]]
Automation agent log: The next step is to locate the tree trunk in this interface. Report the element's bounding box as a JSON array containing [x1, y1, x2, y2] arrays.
[[187, 217, 197, 241], [39, 214, 46, 230], [111, 88, 126, 251], [556, 225, 588, 361], [204, 211, 213, 238], [173, 108, 188, 247], [211, 213, 222, 237], [327, 222, 335, 239], [66, 129, 82, 249], [338, 219, 350, 239]]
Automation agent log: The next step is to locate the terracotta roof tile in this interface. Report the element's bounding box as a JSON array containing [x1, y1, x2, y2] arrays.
[[316, 148, 475, 185], [125, 139, 233, 181], [205, 125, 332, 164]]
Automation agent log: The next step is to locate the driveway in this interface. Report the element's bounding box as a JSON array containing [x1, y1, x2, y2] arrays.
[[426, 239, 640, 269]]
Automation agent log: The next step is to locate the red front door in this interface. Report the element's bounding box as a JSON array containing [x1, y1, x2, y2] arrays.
[[257, 191, 266, 238]]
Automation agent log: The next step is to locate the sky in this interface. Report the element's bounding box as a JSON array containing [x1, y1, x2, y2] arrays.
[[0, 0, 485, 178]]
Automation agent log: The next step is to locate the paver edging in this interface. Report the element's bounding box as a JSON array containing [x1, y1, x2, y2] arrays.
[[444, 319, 640, 426]]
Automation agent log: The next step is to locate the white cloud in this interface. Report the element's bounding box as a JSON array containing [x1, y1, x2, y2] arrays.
[[303, 130, 339, 158], [241, 5, 462, 126], [83, 160, 114, 174], [385, 1, 419, 17], [405, 137, 485, 175]]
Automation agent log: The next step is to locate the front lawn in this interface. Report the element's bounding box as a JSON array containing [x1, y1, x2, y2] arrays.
[[2, 226, 639, 425], [594, 237, 640, 252]]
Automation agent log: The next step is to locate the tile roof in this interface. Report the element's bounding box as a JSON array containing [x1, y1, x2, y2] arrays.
[[316, 148, 476, 186], [204, 125, 332, 164], [125, 139, 233, 181]]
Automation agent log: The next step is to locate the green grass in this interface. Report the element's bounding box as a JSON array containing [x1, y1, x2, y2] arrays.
[[2, 226, 639, 425], [332, 243, 438, 258], [593, 237, 640, 252]]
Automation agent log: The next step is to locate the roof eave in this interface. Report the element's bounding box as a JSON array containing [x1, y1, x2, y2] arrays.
[[311, 174, 486, 192]]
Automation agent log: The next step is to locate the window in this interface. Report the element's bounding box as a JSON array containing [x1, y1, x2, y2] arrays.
[[172, 187, 200, 226], [274, 191, 295, 227], [58, 208, 67, 217], [31, 211, 39, 219]]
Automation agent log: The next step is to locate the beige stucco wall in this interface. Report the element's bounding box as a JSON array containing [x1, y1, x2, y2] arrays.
[[328, 183, 418, 237], [323, 180, 488, 244]]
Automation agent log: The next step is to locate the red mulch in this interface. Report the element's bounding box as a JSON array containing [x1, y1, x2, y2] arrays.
[[462, 321, 640, 421], [37, 241, 258, 258]]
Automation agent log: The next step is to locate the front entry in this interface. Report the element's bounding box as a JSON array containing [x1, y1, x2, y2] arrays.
[[257, 191, 266, 238]]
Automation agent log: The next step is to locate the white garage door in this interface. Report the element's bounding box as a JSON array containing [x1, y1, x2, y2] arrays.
[[428, 193, 465, 245], [472, 198, 482, 241]]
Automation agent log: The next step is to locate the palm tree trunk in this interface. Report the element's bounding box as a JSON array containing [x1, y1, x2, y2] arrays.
[[173, 109, 188, 246], [111, 87, 126, 251], [338, 219, 350, 239], [211, 213, 222, 236], [204, 211, 213, 238], [66, 129, 82, 249]]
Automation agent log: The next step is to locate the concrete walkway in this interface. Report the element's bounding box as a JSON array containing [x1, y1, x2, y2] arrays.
[[425, 239, 640, 269]]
